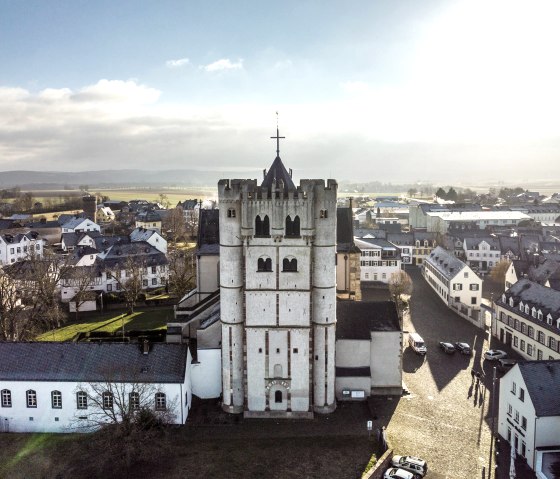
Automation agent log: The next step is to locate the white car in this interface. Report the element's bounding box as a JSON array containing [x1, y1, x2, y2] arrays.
[[384, 468, 415, 479], [484, 349, 507, 361], [391, 455, 428, 477]]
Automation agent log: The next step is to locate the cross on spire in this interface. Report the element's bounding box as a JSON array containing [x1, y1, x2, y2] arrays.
[[270, 111, 285, 157]]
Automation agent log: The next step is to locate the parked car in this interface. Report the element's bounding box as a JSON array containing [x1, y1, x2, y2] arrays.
[[408, 332, 427, 355], [498, 358, 517, 371], [391, 455, 428, 477], [384, 467, 415, 479], [454, 342, 472, 355], [439, 342, 456, 354], [484, 349, 507, 361]]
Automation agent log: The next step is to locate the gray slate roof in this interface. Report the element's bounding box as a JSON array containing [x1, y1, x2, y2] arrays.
[[0, 342, 189, 383], [261, 156, 296, 191], [517, 361, 560, 417], [426, 246, 467, 280], [504, 278, 560, 314], [336, 301, 400, 340]]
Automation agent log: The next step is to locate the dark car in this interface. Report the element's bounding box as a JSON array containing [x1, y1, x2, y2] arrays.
[[439, 342, 456, 354], [454, 342, 472, 355]]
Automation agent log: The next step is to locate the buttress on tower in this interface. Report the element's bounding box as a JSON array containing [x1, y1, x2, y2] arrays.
[[218, 133, 337, 418]]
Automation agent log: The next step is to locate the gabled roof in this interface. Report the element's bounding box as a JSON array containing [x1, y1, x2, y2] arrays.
[[386, 233, 414, 246], [99, 241, 168, 268], [464, 236, 500, 250], [61, 216, 98, 230], [261, 157, 296, 191], [130, 227, 160, 243], [177, 199, 199, 210], [0, 342, 189, 383], [426, 246, 468, 279], [355, 237, 397, 250], [517, 361, 560, 417], [62, 231, 102, 248], [504, 278, 560, 314], [94, 235, 130, 252]]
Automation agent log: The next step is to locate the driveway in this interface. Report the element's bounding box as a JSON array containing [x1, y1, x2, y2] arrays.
[[366, 267, 503, 479]]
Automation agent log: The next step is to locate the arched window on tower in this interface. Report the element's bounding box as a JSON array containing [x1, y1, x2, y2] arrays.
[[282, 257, 298, 272], [285, 215, 300, 237], [275, 390, 283, 403], [258, 257, 273, 272], [255, 215, 270, 236]]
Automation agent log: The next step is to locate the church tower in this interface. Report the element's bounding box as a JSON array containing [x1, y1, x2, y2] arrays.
[[219, 128, 337, 417]]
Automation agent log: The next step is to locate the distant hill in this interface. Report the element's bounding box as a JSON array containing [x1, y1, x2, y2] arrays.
[[0, 169, 258, 189]]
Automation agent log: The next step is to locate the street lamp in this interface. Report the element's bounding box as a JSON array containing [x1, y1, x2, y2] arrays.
[[489, 366, 498, 477]]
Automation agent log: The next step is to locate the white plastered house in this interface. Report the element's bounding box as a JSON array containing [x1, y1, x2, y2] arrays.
[[0, 342, 192, 433]]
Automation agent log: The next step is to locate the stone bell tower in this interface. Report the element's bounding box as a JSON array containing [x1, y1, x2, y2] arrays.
[[219, 128, 337, 417]]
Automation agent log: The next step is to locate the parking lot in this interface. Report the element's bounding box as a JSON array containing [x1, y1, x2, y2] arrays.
[[366, 268, 505, 479]]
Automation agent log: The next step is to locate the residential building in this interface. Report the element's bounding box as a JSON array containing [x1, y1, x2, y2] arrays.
[[493, 279, 560, 360], [0, 342, 192, 433], [355, 237, 401, 283], [386, 233, 414, 265], [462, 236, 501, 273], [497, 361, 560, 473], [60, 216, 101, 234], [218, 140, 337, 418], [130, 227, 167, 254], [0, 232, 45, 266], [423, 246, 482, 327], [61, 231, 102, 252], [96, 206, 115, 223], [135, 210, 162, 233]]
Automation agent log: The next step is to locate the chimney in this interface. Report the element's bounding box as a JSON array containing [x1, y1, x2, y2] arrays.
[[142, 339, 150, 355], [263, 169, 267, 179]]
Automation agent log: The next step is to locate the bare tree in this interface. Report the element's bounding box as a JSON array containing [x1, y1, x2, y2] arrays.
[[108, 257, 145, 313], [389, 270, 413, 317], [167, 248, 196, 298], [0, 270, 33, 340], [490, 259, 511, 286], [162, 206, 186, 244], [62, 265, 98, 320], [158, 193, 170, 209], [71, 370, 177, 473]]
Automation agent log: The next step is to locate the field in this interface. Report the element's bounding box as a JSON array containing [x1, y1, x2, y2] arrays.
[[35, 308, 172, 341]]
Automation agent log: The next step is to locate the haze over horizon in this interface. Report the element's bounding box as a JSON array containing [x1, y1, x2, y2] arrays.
[[1, 0, 560, 183]]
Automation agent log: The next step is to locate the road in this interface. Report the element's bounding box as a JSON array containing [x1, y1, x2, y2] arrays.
[[367, 267, 498, 479]]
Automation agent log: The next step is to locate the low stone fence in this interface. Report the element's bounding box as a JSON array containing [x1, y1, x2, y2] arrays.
[[362, 447, 393, 479], [449, 302, 483, 329]]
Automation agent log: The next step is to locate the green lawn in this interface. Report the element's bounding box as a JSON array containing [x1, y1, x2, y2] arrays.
[[36, 308, 172, 341]]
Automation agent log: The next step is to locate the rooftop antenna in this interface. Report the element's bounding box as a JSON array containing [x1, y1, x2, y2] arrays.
[[270, 111, 285, 158]]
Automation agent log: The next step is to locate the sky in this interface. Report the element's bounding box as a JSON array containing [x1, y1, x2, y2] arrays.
[[1, 0, 560, 184]]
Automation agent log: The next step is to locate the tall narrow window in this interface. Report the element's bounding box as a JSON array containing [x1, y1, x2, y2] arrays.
[[265, 258, 272, 272], [275, 390, 283, 403], [1, 389, 12, 408], [155, 392, 166, 411], [262, 215, 270, 235], [76, 391, 88, 410], [255, 215, 263, 235], [129, 392, 140, 410], [292, 215, 300, 236], [51, 390, 62, 409], [26, 390, 37, 408], [258, 258, 265, 272], [102, 391, 113, 409]]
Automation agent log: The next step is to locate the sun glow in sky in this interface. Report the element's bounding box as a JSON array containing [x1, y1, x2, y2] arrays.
[[1, 0, 559, 183]]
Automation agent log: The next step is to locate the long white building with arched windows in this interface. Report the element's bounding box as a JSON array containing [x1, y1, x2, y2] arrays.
[[218, 140, 338, 418]]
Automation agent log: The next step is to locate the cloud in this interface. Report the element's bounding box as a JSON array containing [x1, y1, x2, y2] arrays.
[[202, 58, 243, 72], [72, 79, 161, 104], [165, 58, 190, 68]]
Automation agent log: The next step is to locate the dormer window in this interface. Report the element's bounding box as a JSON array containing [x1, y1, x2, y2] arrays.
[[537, 310, 543, 321], [532, 307, 537, 318], [525, 305, 529, 314], [502, 294, 506, 302], [519, 301, 524, 312], [509, 297, 514, 307]]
